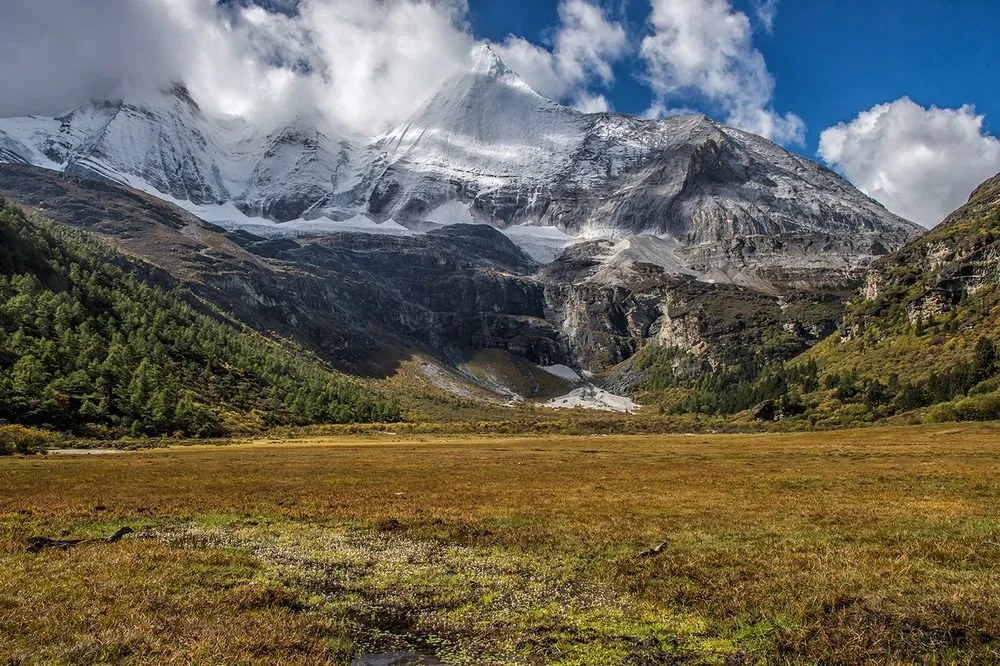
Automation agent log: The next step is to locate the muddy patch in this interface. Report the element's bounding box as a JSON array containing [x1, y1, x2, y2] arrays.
[[352, 653, 444, 666], [48, 448, 130, 455], [149, 523, 722, 664]]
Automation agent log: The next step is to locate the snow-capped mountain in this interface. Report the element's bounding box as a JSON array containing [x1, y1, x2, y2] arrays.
[[0, 86, 231, 203], [0, 45, 921, 276], [0, 84, 360, 224]]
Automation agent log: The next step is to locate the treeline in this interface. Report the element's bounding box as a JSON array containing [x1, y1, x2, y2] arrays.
[[639, 331, 820, 416], [823, 336, 998, 413], [645, 348, 818, 416], [673, 361, 819, 416], [0, 198, 400, 436], [643, 336, 998, 421]]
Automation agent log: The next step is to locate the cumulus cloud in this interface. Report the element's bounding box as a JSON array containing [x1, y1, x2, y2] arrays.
[[639, 0, 804, 145], [0, 0, 319, 127], [0, 0, 627, 135], [573, 93, 612, 114], [491, 0, 628, 111], [302, 0, 475, 133], [819, 98, 1000, 226]]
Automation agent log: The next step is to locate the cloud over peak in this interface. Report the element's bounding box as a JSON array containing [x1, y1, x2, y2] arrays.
[[819, 98, 1000, 227], [2, 0, 808, 144], [489, 0, 628, 113], [1, 0, 632, 136], [639, 0, 804, 145]]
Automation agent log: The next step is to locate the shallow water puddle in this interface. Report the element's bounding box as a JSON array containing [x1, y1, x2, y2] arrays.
[[352, 653, 444, 666]]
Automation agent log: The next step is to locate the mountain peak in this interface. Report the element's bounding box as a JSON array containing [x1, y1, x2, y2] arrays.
[[472, 44, 515, 79], [166, 83, 201, 111]]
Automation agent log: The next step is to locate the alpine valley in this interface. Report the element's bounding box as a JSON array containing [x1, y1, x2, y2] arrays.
[[4, 46, 997, 428]]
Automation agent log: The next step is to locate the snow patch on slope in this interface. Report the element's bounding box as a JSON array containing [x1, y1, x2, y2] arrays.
[[584, 235, 702, 284], [426, 200, 476, 225], [501, 225, 578, 263], [160, 195, 412, 237], [0, 116, 64, 170], [538, 364, 583, 383], [542, 386, 638, 413]]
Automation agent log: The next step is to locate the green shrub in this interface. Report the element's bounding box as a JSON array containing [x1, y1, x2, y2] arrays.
[[952, 392, 1000, 422], [927, 404, 958, 424], [968, 374, 1000, 396], [928, 391, 1000, 423], [0, 424, 58, 455]]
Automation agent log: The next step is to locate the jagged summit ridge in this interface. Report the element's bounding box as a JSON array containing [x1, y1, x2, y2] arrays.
[[472, 44, 516, 79], [0, 48, 921, 277]]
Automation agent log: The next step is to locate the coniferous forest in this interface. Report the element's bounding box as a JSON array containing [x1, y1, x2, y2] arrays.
[[0, 197, 400, 436]]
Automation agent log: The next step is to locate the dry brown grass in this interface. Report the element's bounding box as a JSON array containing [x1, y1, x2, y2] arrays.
[[1, 424, 999, 663]]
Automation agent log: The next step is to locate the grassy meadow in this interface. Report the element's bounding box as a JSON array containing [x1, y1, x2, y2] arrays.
[[2, 425, 999, 664]]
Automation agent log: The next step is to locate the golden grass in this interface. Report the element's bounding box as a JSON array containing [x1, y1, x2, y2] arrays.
[[2, 424, 999, 663]]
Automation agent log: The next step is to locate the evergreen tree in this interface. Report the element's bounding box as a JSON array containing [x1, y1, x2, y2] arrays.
[[973, 337, 997, 381], [0, 198, 400, 436]]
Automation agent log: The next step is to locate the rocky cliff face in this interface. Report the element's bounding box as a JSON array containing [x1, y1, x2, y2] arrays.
[[0, 165, 572, 374], [536, 245, 844, 373], [857, 173, 1000, 325], [0, 164, 850, 385]]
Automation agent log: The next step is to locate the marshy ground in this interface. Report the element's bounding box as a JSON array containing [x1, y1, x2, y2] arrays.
[[2, 425, 999, 664]]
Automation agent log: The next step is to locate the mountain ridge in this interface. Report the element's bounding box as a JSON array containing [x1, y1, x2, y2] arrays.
[[0, 46, 920, 283]]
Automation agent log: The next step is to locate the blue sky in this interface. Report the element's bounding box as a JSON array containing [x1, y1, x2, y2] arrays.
[[470, 0, 1000, 159]]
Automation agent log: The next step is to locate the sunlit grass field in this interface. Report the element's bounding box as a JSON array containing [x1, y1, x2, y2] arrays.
[[2, 425, 999, 664]]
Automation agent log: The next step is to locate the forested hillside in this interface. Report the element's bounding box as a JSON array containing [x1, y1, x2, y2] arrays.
[[0, 198, 400, 436]]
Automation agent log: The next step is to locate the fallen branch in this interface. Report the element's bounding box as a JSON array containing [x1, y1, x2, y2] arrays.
[[26, 526, 134, 554]]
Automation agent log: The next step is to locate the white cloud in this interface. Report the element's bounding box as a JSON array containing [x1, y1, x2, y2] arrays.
[[0, 0, 628, 134], [0, 0, 320, 128], [302, 0, 475, 134], [0, 1, 185, 117], [819, 98, 1000, 227], [639, 0, 803, 145], [753, 0, 779, 33], [573, 93, 612, 114], [493, 0, 628, 111]]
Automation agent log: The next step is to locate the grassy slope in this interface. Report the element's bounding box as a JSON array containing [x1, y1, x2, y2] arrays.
[[790, 173, 1000, 424], [2, 426, 998, 664], [805, 173, 1000, 384], [0, 198, 399, 435], [460, 349, 575, 401]]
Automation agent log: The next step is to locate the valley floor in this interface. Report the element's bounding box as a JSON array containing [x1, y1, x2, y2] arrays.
[[2, 425, 999, 664]]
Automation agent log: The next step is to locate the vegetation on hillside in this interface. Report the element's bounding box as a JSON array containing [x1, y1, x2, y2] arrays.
[[0, 197, 400, 437], [634, 173, 1000, 426], [791, 173, 1000, 425], [632, 288, 839, 417]]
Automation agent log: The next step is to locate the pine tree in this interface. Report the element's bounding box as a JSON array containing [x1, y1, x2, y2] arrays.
[[0, 199, 400, 436], [973, 337, 997, 381]]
